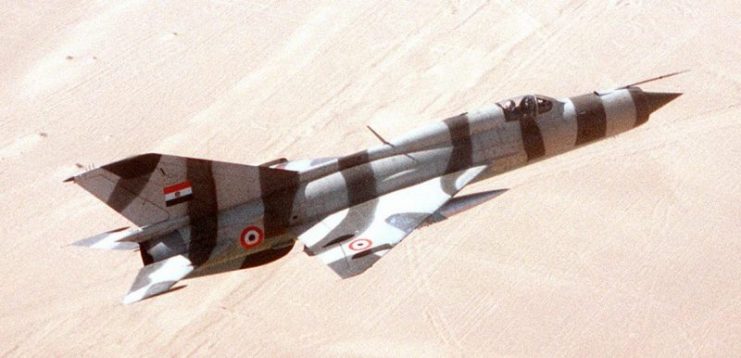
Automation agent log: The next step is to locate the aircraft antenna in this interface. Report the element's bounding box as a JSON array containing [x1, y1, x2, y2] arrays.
[[366, 125, 392, 145], [366, 125, 417, 162], [623, 70, 689, 88]]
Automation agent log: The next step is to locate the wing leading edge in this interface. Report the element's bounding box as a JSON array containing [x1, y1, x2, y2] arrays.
[[297, 166, 488, 278]]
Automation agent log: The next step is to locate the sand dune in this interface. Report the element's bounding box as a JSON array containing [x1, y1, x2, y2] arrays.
[[1, 1, 739, 356]]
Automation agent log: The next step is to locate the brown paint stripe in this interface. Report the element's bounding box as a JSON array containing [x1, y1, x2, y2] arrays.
[[185, 158, 219, 266], [259, 167, 301, 236], [301, 151, 380, 252], [338, 151, 372, 169], [443, 114, 473, 173], [104, 153, 162, 179], [628, 88, 650, 126], [242, 167, 300, 268], [139, 241, 155, 265], [338, 151, 377, 207], [519, 116, 545, 160], [105, 154, 161, 217], [571, 93, 607, 145]]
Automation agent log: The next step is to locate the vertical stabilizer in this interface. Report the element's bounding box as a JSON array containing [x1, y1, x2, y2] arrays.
[[66, 153, 298, 226]]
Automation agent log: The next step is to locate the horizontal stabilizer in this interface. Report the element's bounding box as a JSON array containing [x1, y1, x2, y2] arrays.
[[72, 227, 139, 250], [123, 255, 193, 304]]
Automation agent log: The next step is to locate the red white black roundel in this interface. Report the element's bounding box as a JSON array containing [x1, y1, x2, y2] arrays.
[[239, 226, 264, 250], [348, 238, 372, 252]]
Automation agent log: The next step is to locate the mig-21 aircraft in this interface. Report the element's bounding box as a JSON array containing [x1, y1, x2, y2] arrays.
[[67, 74, 682, 303]]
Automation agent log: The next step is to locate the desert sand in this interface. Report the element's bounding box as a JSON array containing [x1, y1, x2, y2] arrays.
[[1, 1, 739, 356]]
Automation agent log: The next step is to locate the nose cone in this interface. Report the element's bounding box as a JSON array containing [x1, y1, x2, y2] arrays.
[[644, 91, 682, 114], [630, 88, 682, 126]]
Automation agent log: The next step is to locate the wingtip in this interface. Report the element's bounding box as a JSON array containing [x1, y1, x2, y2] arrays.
[[121, 294, 140, 305]]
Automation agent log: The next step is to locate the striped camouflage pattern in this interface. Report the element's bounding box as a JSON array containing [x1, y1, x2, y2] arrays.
[[68, 85, 680, 303]]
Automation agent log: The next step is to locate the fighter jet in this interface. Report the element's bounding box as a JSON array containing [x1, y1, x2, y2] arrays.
[[67, 74, 682, 303]]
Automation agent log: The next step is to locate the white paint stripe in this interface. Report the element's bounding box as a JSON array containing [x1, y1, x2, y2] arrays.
[[299, 207, 350, 248], [539, 98, 578, 156], [602, 89, 637, 137], [560, 98, 578, 147]]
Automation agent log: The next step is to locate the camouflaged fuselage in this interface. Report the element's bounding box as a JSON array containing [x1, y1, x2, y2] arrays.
[[184, 87, 678, 275], [69, 84, 681, 303]]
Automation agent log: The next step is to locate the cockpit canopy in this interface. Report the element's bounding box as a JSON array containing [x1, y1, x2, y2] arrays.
[[497, 94, 554, 121]]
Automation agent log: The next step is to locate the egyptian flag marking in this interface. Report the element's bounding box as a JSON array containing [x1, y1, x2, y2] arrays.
[[164, 180, 193, 207]]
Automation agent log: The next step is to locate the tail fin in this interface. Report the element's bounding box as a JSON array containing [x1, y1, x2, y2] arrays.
[[66, 153, 298, 226]]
